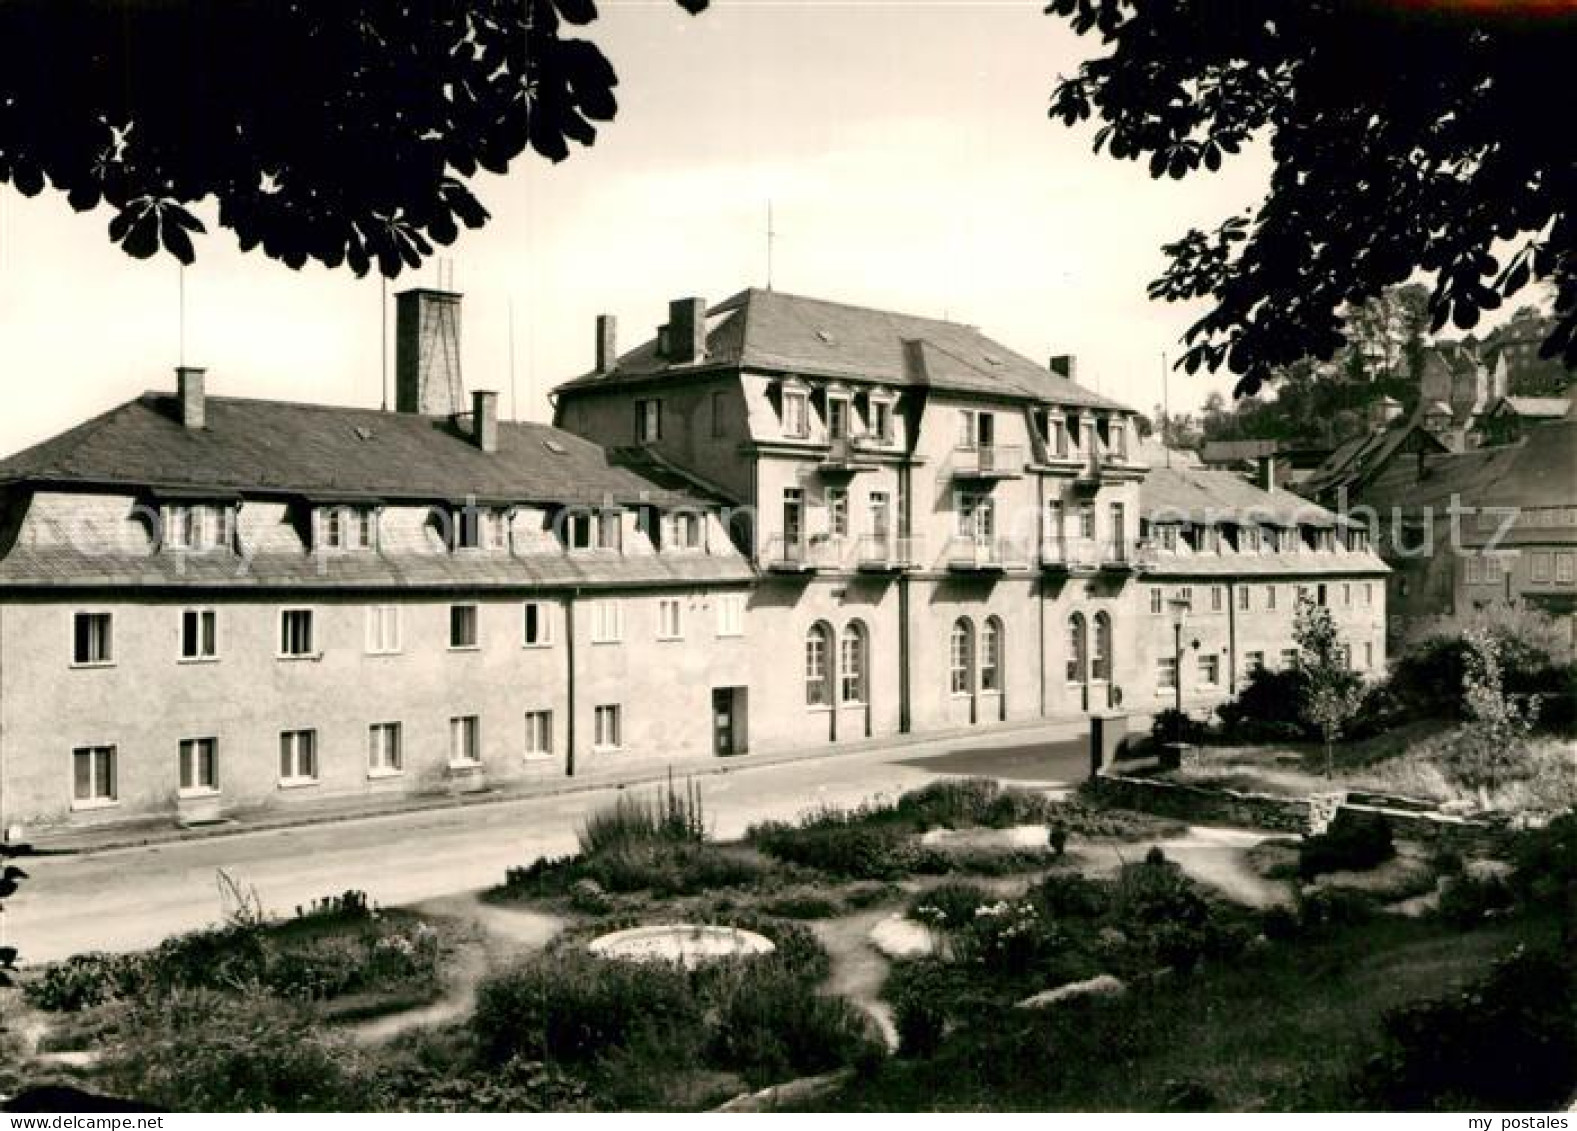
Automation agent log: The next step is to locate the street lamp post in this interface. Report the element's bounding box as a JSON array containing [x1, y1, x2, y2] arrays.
[[1167, 596, 1192, 745]]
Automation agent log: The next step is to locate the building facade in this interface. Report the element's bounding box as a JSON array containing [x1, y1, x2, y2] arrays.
[[0, 287, 1389, 837]]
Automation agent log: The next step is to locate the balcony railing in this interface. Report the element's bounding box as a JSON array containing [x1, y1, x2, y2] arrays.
[[857, 534, 920, 572], [950, 444, 1025, 480], [763, 535, 849, 572], [1040, 536, 1101, 572], [946, 535, 1030, 571], [820, 435, 883, 474]]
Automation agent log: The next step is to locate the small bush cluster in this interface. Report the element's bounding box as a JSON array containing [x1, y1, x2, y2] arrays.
[[471, 918, 876, 1097], [1353, 946, 1577, 1111], [893, 778, 1056, 830], [748, 807, 947, 880], [578, 774, 706, 857], [1297, 809, 1395, 879], [24, 907, 443, 1013]]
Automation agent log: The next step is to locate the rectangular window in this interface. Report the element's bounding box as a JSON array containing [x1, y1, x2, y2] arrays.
[[279, 729, 318, 784], [716, 592, 746, 638], [1176, 585, 1193, 609], [181, 609, 217, 661], [827, 396, 850, 440], [958, 408, 980, 449], [841, 631, 867, 703], [279, 609, 315, 657], [1343, 583, 1352, 607], [784, 390, 809, 438], [1150, 587, 1163, 615], [1267, 585, 1278, 611], [590, 599, 623, 643], [368, 723, 403, 776], [1363, 642, 1375, 670], [321, 506, 376, 551], [1211, 586, 1224, 613], [711, 391, 727, 439], [1364, 582, 1374, 606], [1050, 416, 1069, 458], [178, 737, 219, 794], [1077, 503, 1096, 540], [450, 604, 480, 649], [1531, 552, 1553, 582], [670, 511, 704, 550], [523, 601, 551, 647], [827, 489, 849, 538], [956, 491, 994, 540], [809, 631, 833, 704], [524, 710, 553, 757], [73, 612, 113, 666], [366, 605, 402, 655], [870, 399, 893, 443], [1281, 648, 1299, 669], [593, 705, 622, 751], [166, 504, 232, 552], [636, 398, 662, 443], [1244, 651, 1266, 676], [1238, 586, 1250, 611], [72, 745, 117, 805], [1558, 553, 1576, 584], [449, 716, 481, 766], [658, 597, 683, 641], [1199, 654, 1220, 686], [1156, 656, 1178, 691]]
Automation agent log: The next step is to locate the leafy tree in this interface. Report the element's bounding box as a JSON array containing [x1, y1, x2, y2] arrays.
[[0, 0, 707, 276], [1048, 1, 1577, 393], [1444, 628, 1541, 806], [1292, 595, 1365, 779]]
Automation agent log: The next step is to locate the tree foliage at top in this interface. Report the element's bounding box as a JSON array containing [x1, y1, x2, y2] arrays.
[[0, 0, 707, 276], [1048, 0, 1577, 393]]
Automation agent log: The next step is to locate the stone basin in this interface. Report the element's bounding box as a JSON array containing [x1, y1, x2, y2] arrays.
[[587, 924, 775, 969]]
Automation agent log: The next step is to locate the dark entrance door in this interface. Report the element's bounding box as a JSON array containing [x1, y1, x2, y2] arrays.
[[712, 688, 737, 756]]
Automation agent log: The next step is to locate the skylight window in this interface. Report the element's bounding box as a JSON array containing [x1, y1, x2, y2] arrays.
[[815, 329, 836, 344], [542, 439, 568, 455]]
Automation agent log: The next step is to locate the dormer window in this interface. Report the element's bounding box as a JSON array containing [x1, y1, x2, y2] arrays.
[[1108, 417, 1128, 461], [1347, 527, 1371, 553], [319, 506, 377, 552], [165, 503, 233, 553], [1241, 526, 1261, 553], [668, 510, 705, 551], [1155, 525, 1180, 552], [868, 397, 894, 445], [635, 398, 662, 444], [783, 385, 810, 439], [453, 506, 510, 552], [1048, 414, 1069, 459], [565, 508, 622, 553], [826, 391, 852, 441]]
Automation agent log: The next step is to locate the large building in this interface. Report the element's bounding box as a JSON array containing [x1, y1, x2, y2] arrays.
[[0, 287, 1387, 838]]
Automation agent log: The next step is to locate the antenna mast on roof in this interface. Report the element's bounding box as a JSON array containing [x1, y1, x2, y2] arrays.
[[1162, 350, 1171, 470], [766, 201, 776, 292], [380, 275, 389, 412]]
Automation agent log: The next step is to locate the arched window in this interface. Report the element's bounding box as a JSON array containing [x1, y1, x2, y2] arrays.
[[1067, 613, 1087, 683], [840, 621, 868, 704], [981, 617, 1004, 693], [805, 623, 833, 706], [1093, 611, 1112, 682], [949, 618, 975, 695]]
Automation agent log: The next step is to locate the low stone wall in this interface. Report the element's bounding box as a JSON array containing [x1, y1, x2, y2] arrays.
[[1091, 773, 1519, 855], [1088, 774, 1312, 834]]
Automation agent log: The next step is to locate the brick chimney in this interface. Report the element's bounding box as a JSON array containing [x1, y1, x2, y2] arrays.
[[596, 314, 618, 374], [665, 297, 707, 364], [1256, 454, 1278, 494], [177, 366, 206, 430], [472, 390, 499, 453], [395, 288, 465, 416], [1050, 354, 1078, 383]]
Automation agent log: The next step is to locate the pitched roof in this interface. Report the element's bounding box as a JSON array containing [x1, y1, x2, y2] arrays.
[[1140, 463, 1350, 528], [556, 288, 1131, 412], [0, 394, 717, 507], [1490, 396, 1571, 419]]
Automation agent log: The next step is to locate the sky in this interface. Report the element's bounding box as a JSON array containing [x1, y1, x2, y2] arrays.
[[0, 0, 1273, 458]]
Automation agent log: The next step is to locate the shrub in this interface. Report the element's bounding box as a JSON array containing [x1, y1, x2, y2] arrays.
[[577, 774, 705, 857], [953, 899, 1067, 972], [708, 964, 879, 1086], [748, 811, 945, 880], [23, 952, 133, 1012], [1030, 873, 1111, 920], [1109, 858, 1246, 972], [472, 952, 701, 1068], [894, 778, 1055, 830], [1298, 808, 1395, 879], [1354, 947, 1577, 1111], [1150, 708, 1212, 748], [909, 881, 992, 930], [1215, 667, 1312, 742], [391, 1055, 595, 1114], [1295, 886, 1377, 935], [887, 962, 952, 1059], [1510, 810, 1577, 910], [759, 892, 840, 919], [1436, 872, 1515, 928], [294, 889, 372, 922], [108, 988, 371, 1112]]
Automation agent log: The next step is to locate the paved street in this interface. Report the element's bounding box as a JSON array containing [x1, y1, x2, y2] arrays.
[[7, 725, 1089, 964]]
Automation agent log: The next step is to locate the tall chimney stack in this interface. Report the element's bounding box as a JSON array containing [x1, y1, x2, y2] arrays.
[[395, 288, 465, 416], [177, 366, 206, 430], [666, 297, 707, 364], [472, 390, 499, 454], [1256, 454, 1278, 494], [1050, 354, 1078, 383], [596, 314, 618, 375]]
